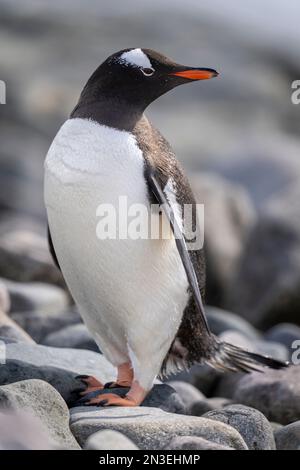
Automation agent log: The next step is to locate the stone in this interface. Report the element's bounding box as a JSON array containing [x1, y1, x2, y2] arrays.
[[0, 309, 34, 344], [166, 436, 234, 450], [70, 406, 248, 450], [0, 282, 10, 313], [168, 364, 221, 398], [275, 421, 300, 450], [11, 307, 81, 343], [0, 380, 80, 449], [0, 228, 64, 286], [203, 404, 275, 450], [206, 306, 260, 340], [168, 381, 206, 410], [190, 397, 233, 416], [226, 185, 300, 328], [0, 359, 86, 407], [264, 323, 300, 361], [234, 366, 300, 424], [0, 410, 57, 450], [191, 173, 256, 306], [85, 430, 139, 450], [42, 323, 98, 352], [1, 278, 68, 314]]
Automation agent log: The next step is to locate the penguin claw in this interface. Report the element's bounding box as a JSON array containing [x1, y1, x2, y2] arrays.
[[75, 375, 104, 395]]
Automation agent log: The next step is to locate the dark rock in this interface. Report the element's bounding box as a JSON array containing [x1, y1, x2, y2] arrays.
[[275, 421, 300, 450], [85, 430, 138, 450], [203, 404, 275, 450], [0, 359, 86, 407], [70, 407, 248, 450], [166, 435, 234, 450], [42, 323, 97, 352], [0, 380, 80, 448], [234, 366, 300, 424]]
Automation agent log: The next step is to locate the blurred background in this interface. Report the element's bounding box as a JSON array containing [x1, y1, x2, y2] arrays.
[[1, 0, 300, 330]]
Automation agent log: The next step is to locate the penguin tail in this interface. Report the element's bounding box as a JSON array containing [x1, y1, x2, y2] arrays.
[[206, 339, 289, 373]]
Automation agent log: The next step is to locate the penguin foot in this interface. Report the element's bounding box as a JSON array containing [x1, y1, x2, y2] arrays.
[[76, 375, 104, 396], [84, 380, 146, 407], [86, 393, 139, 407]]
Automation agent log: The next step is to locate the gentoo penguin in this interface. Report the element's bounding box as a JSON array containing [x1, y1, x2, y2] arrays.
[[44, 48, 288, 407]]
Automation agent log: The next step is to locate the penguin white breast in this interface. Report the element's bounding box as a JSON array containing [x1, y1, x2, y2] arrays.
[[44, 118, 189, 364]]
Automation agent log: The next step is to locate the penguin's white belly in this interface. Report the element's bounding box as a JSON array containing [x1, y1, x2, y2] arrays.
[[44, 118, 189, 385]]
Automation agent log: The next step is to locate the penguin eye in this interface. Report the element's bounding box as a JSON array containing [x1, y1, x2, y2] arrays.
[[141, 67, 155, 77]]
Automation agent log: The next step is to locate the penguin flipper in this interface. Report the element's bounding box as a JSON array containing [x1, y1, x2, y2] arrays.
[[146, 168, 210, 336]]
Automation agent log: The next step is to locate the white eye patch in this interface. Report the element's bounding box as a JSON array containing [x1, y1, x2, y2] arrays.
[[119, 48, 152, 69]]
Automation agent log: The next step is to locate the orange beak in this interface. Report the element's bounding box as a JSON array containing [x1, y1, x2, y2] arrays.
[[170, 69, 218, 80]]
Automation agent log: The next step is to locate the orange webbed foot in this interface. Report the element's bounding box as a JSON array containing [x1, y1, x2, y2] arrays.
[[76, 375, 104, 396], [85, 392, 140, 407]]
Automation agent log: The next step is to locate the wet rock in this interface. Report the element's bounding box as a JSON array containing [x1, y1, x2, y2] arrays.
[[190, 397, 233, 416], [85, 430, 139, 450], [0, 380, 80, 449], [166, 435, 234, 450], [70, 406, 248, 450], [234, 366, 300, 424], [204, 404, 275, 450], [274, 421, 300, 450], [42, 323, 97, 352]]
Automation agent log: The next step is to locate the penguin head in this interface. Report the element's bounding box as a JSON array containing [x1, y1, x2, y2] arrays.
[[79, 48, 218, 111]]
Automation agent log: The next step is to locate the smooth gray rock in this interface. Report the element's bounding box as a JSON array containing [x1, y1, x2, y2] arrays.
[[70, 406, 248, 450], [0, 228, 64, 286], [206, 306, 260, 340], [42, 323, 98, 352], [0, 410, 57, 450], [5, 341, 114, 379], [168, 381, 206, 410], [166, 435, 234, 450], [191, 397, 233, 416], [204, 404, 275, 450], [0, 309, 34, 344], [265, 323, 300, 361], [11, 308, 81, 343], [1, 278, 68, 314], [234, 366, 300, 424], [0, 380, 80, 449], [85, 430, 139, 450], [275, 421, 300, 450], [191, 173, 256, 306], [227, 185, 300, 328], [168, 364, 221, 397]]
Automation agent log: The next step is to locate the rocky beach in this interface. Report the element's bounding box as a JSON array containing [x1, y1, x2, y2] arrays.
[[0, 0, 300, 451]]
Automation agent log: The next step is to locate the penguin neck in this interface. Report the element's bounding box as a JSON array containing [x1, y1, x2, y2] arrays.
[[70, 96, 145, 132]]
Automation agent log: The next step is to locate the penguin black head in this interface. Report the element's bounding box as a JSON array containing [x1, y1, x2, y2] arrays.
[[77, 48, 218, 112]]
